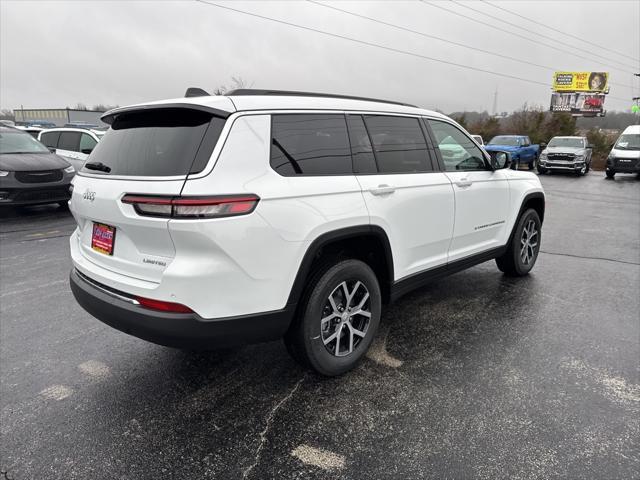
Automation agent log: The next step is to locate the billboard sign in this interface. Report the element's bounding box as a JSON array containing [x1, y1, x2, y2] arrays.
[[553, 71, 609, 92], [550, 92, 606, 116]]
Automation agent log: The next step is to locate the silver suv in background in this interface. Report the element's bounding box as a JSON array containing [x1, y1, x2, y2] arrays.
[[538, 136, 592, 176]]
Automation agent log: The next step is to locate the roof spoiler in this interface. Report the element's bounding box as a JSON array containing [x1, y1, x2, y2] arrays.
[[185, 87, 210, 98]]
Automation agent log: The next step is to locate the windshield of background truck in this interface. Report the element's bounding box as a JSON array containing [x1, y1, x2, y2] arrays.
[[489, 136, 520, 146], [548, 138, 584, 148], [614, 134, 640, 151]]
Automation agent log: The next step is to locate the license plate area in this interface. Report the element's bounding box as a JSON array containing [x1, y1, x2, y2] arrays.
[[91, 222, 116, 256]]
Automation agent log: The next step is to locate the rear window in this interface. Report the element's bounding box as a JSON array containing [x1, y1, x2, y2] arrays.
[[270, 114, 352, 176], [82, 108, 225, 176]]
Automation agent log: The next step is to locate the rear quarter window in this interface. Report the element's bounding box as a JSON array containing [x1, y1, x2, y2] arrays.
[[82, 108, 225, 177], [270, 114, 352, 176]]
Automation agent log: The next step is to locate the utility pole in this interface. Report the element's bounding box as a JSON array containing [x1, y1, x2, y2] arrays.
[[492, 89, 498, 117]]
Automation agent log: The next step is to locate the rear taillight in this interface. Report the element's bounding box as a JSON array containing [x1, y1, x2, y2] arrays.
[[121, 194, 259, 219], [136, 296, 193, 313]]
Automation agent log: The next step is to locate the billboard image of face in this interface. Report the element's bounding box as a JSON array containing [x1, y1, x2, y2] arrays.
[[553, 72, 609, 92]]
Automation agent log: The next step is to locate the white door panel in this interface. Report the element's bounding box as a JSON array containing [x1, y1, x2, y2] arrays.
[[357, 173, 455, 280], [445, 170, 510, 261]]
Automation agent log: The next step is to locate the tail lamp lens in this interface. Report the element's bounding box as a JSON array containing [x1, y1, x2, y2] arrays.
[[121, 194, 259, 219]]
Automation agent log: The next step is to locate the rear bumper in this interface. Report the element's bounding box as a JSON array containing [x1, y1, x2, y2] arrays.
[[70, 268, 295, 349]]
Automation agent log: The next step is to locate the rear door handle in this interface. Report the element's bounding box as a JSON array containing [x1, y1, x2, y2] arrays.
[[370, 184, 396, 196], [455, 179, 473, 188]]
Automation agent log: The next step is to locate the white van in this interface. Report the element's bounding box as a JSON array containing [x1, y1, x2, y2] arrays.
[[606, 125, 640, 179]]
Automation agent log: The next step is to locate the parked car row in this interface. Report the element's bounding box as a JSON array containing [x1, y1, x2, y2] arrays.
[[473, 126, 639, 179]]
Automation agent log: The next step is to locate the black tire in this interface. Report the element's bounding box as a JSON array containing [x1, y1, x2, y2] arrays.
[[585, 161, 591, 173], [537, 165, 547, 175], [606, 169, 615, 179], [528, 156, 537, 170], [495, 208, 542, 277], [284, 259, 381, 376]]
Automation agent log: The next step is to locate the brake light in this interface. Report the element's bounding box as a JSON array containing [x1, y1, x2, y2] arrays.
[[136, 296, 193, 313], [121, 194, 259, 218]]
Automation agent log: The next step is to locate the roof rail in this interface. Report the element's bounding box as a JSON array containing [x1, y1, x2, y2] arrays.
[[225, 89, 417, 108]]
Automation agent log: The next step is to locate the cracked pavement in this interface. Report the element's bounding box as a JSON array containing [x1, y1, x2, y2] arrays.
[[1, 171, 639, 479]]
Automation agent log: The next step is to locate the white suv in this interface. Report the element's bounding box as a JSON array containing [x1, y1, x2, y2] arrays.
[[69, 89, 545, 376]]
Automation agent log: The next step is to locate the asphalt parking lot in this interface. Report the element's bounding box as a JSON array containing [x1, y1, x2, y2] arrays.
[[1, 171, 638, 480]]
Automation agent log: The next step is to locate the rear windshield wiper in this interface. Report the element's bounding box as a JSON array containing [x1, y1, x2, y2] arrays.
[[84, 161, 111, 173]]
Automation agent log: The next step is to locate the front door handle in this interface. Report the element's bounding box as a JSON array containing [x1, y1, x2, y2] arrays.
[[455, 179, 473, 188], [370, 184, 396, 196]]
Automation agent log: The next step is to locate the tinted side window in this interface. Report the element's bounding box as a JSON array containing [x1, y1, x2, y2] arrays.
[[270, 114, 352, 176], [79, 133, 97, 153], [40, 131, 60, 148], [58, 131, 81, 151], [346, 115, 377, 174], [428, 120, 487, 172], [363, 116, 431, 173]]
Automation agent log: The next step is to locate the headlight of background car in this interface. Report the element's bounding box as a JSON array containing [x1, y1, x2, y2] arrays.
[[0, 170, 9, 177], [574, 155, 584, 162], [64, 166, 75, 174], [539, 152, 547, 160]]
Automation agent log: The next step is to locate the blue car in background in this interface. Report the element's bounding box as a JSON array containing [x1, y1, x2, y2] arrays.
[[485, 135, 541, 170]]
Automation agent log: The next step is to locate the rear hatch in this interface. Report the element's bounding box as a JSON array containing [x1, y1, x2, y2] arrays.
[[70, 105, 229, 283]]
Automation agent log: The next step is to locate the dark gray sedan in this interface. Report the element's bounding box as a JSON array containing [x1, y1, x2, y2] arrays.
[[0, 126, 74, 207]]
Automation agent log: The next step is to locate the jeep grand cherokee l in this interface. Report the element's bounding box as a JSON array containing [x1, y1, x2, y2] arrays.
[[69, 89, 545, 376]]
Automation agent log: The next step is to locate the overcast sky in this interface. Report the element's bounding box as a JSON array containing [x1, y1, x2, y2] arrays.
[[2, 0, 639, 114]]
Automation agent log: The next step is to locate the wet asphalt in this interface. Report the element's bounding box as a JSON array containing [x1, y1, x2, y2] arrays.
[[1, 171, 639, 480]]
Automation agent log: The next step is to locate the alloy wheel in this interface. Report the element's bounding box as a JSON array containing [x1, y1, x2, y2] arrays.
[[520, 219, 539, 265], [320, 280, 371, 357]]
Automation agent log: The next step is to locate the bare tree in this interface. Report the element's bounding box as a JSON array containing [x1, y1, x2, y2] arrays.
[[212, 76, 252, 95]]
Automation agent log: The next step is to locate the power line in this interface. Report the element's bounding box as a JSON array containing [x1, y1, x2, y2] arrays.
[[420, 0, 636, 76], [193, 0, 631, 107], [308, 0, 634, 91], [451, 0, 637, 73], [481, 0, 640, 64]]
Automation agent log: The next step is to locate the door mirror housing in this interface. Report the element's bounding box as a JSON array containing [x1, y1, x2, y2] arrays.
[[48, 147, 57, 154], [540, 142, 547, 149], [489, 150, 512, 170], [586, 144, 593, 149], [81, 148, 93, 155]]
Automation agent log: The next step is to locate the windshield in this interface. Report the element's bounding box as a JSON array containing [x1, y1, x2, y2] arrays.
[[489, 136, 520, 146], [548, 137, 584, 148], [614, 133, 640, 151], [0, 130, 50, 154]]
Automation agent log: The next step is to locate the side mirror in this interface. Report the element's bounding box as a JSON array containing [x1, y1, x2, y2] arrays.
[[609, 143, 615, 149], [48, 147, 57, 154], [81, 148, 93, 155], [540, 142, 547, 149], [489, 151, 512, 170], [586, 144, 593, 149]]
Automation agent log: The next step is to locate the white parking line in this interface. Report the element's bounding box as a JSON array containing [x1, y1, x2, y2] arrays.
[[39, 385, 74, 401], [291, 445, 346, 470], [78, 360, 111, 379]]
